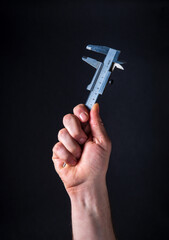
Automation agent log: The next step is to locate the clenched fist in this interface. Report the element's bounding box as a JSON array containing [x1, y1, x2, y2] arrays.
[[52, 103, 112, 195]]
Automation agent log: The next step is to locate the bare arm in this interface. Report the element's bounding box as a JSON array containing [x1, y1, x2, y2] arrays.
[[52, 103, 116, 240], [70, 181, 115, 240]]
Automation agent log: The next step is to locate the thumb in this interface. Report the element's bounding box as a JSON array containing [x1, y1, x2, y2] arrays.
[[90, 103, 109, 147]]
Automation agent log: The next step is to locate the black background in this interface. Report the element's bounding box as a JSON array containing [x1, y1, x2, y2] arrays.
[[1, 0, 169, 239]]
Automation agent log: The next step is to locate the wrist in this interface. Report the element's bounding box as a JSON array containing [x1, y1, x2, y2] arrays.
[[69, 179, 116, 240], [67, 177, 107, 200], [69, 178, 108, 215]]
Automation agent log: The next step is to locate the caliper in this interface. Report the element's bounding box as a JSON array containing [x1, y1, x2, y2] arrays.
[[82, 44, 124, 110]]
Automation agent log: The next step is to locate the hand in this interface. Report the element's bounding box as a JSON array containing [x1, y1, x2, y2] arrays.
[[52, 103, 112, 194]]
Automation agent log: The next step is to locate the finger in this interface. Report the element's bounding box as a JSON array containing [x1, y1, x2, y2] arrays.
[[90, 103, 111, 150], [81, 122, 91, 136], [73, 104, 91, 135], [63, 114, 88, 145], [58, 128, 82, 159], [52, 150, 65, 170], [73, 104, 89, 123], [52, 142, 77, 166]]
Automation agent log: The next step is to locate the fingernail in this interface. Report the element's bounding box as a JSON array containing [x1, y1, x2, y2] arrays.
[[79, 137, 87, 144], [80, 112, 88, 122], [97, 103, 99, 113], [95, 103, 99, 113]]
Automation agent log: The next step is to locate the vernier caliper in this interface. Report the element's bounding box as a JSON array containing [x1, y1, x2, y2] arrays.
[[82, 45, 125, 110]]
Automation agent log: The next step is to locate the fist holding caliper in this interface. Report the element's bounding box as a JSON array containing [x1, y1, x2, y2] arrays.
[[52, 45, 124, 240]]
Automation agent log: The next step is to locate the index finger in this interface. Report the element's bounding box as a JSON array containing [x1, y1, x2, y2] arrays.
[[73, 104, 90, 136], [73, 104, 89, 123]]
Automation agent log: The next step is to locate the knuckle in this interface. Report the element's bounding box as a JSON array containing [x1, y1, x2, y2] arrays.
[[72, 146, 81, 158], [73, 104, 89, 120], [73, 106, 78, 113], [73, 103, 84, 112], [53, 142, 63, 153], [52, 156, 57, 163], [63, 113, 73, 124], [58, 128, 67, 140], [72, 131, 81, 140], [73, 104, 84, 112]]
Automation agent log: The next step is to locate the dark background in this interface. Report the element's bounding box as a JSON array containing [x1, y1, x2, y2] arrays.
[[1, 0, 169, 239]]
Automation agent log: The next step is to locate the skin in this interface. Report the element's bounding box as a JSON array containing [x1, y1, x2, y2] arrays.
[[52, 103, 116, 240]]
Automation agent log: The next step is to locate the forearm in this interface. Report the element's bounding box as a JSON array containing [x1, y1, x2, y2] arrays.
[[69, 179, 116, 240], [52, 103, 115, 239]]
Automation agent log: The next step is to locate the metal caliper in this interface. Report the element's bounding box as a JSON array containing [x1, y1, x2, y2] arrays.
[[82, 45, 125, 110]]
